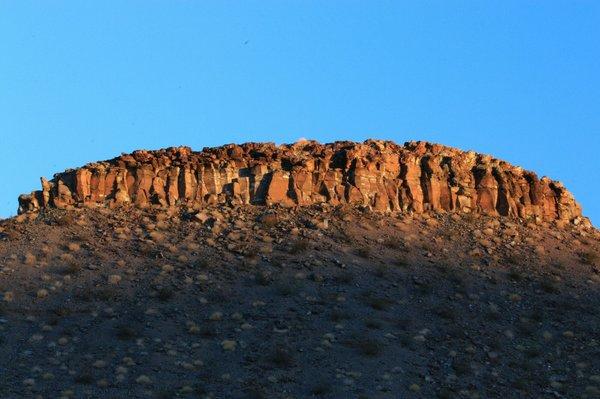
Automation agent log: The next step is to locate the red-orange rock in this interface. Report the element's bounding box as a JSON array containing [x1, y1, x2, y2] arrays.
[[16, 140, 588, 225]]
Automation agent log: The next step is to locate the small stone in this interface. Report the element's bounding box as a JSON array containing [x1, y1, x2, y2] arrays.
[[209, 312, 223, 321], [563, 331, 575, 338], [23, 378, 35, 387], [409, 383, 420, 392], [221, 340, 237, 351], [135, 375, 152, 384], [108, 275, 122, 284], [97, 379, 109, 387], [42, 373, 54, 380], [93, 360, 107, 368], [36, 289, 49, 299]]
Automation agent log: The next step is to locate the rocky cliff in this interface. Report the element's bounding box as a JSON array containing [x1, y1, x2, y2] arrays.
[[17, 140, 586, 224]]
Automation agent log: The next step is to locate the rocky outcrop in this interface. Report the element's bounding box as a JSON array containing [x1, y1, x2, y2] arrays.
[[17, 140, 586, 224]]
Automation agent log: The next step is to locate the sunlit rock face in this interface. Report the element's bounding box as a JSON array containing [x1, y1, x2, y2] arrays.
[[17, 140, 585, 224]]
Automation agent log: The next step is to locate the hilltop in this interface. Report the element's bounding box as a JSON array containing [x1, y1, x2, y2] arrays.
[[1, 140, 599, 399]]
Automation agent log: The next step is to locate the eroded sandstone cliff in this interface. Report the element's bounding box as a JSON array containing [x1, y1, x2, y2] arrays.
[[17, 140, 586, 224]]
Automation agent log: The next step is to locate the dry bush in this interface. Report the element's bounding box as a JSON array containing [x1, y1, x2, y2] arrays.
[[333, 271, 354, 284], [581, 250, 599, 265], [364, 318, 383, 330], [268, 346, 295, 368], [373, 264, 389, 278], [60, 257, 82, 275], [157, 287, 174, 302], [275, 280, 301, 297], [357, 247, 371, 258], [288, 239, 309, 254], [344, 335, 384, 357], [329, 309, 351, 322], [259, 213, 279, 228], [383, 237, 403, 249], [508, 268, 524, 282], [115, 324, 140, 340], [309, 381, 332, 396], [539, 278, 559, 294], [55, 213, 75, 226], [361, 291, 393, 311], [254, 271, 272, 286]]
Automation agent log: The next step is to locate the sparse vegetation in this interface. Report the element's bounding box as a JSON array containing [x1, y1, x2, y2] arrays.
[[581, 250, 599, 265], [259, 213, 279, 228], [157, 287, 174, 302], [383, 236, 403, 249], [508, 268, 524, 282], [309, 381, 332, 396], [357, 246, 371, 258], [116, 325, 139, 340], [0, 203, 598, 398], [268, 346, 295, 368], [333, 270, 354, 284], [345, 336, 384, 357], [254, 271, 272, 286], [288, 239, 310, 254]]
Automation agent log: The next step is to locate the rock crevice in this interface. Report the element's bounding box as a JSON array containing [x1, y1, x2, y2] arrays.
[[17, 140, 585, 223]]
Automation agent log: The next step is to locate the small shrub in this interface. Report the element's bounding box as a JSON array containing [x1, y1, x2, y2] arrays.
[[540, 279, 559, 294], [362, 292, 393, 311], [434, 304, 457, 321], [364, 318, 383, 330], [92, 288, 117, 302], [116, 325, 139, 340], [581, 251, 599, 265], [74, 372, 94, 385], [289, 239, 309, 254], [269, 346, 294, 368], [524, 345, 542, 358], [154, 390, 177, 399], [354, 338, 383, 357], [259, 214, 279, 228], [333, 271, 354, 284], [275, 280, 300, 297], [254, 271, 272, 286], [157, 287, 174, 302], [61, 259, 81, 275], [373, 264, 389, 278], [194, 258, 210, 269], [55, 213, 75, 226], [451, 359, 471, 376], [199, 324, 218, 338], [310, 382, 332, 396], [357, 247, 371, 258], [508, 268, 523, 282], [330, 309, 351, 322], [506, 254, 520, 265], [383, 237, 403, 250]]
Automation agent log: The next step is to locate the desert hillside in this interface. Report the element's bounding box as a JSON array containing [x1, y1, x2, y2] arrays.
[[1, 141, 599, 399]]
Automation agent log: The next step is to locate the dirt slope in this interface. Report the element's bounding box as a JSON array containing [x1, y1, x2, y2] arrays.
[[0, 204, 599, 399]]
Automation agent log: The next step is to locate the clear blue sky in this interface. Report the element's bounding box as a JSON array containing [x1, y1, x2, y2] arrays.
[[1, 1, 598, 224]]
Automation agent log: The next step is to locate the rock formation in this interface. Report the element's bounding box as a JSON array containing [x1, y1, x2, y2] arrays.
[[17, 140, 586, 224]]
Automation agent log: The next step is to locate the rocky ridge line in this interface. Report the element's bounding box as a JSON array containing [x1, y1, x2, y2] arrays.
[[17, 140, 587, 225]]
